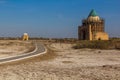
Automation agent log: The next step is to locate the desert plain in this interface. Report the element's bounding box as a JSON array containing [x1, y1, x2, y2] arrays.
[[0, 40, 120, 80]]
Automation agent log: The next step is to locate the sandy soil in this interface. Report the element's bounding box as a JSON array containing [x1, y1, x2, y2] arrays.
[[0, 42, 120, 80], [0, 40, 35, 58]]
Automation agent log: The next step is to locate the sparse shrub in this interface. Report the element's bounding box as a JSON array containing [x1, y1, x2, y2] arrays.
[[73, 40, 120, 50], [115, 41, 120, 49]]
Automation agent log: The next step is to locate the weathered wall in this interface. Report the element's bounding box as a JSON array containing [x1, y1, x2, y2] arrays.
[[95, 32, 109, 40]]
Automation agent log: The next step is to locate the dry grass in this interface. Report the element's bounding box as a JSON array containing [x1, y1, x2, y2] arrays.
[[62, 61, 73, 63], [73, 40, 120, 50]]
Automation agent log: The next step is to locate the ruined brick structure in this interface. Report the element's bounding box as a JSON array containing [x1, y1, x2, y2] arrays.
[[22, 33, 29, 41], [78, 9, 109, 40]]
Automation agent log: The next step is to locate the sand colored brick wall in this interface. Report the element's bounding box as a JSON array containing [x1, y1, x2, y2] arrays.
[[23, 35, 29, 41], [95, 32, 109, 40]]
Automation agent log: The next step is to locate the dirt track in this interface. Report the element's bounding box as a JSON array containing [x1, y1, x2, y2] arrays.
[[0, 42, 120, 80]]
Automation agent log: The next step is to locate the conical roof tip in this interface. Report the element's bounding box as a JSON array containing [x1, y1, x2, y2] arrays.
[[88, 9, 98, 17]]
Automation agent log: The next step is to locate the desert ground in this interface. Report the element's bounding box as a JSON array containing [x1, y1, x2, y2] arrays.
[[0, 40, 120, 80], [0, 40, 35, 58]]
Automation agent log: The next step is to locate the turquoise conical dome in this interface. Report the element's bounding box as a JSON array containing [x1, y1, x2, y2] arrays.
[[87, 9, 100, 21], [88, 9, 98, 17]]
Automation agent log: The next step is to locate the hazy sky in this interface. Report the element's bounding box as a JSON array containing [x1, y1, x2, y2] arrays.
[[0, 0, 120, 38]]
